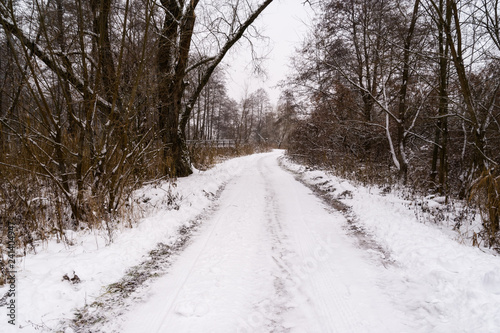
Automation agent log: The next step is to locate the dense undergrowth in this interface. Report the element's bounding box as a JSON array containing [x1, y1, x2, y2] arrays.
[[0, 144, 266, 286]]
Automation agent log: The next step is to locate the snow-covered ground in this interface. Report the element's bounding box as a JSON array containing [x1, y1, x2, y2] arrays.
[[2, 150, 500, 332], [281, 156, 500, 332], [0, 154, 248, 332]]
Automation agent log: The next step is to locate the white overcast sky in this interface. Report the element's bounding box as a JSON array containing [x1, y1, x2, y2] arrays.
[[224, 0, 315, 105]]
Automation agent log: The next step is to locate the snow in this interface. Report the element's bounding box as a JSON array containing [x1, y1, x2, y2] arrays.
[[281, 155, 500, 332], [108, 151, 407, 333], [0, 154, 247, 332], [2, 150, 500, 332]]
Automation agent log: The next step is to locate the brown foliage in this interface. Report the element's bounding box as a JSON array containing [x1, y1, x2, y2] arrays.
[[470, 169, 500, 249]]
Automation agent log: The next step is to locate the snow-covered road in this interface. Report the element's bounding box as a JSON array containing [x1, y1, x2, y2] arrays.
[[119, 152, 409, 332]]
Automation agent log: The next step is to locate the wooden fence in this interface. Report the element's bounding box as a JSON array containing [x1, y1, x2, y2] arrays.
[[186, 139, 237, 148]]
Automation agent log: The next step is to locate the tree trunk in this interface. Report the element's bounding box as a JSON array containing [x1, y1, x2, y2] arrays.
[[436, 0, 449, 194], [157, 0, 195, 177], [395, 0, 420, 183], [444, 0, 486, 171]]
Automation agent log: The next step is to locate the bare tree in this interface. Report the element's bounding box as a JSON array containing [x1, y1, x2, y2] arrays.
[[286, 0, 500, 246], [156, 0, 274, 177], [0, 0, 157, 247], [291, 0, 431, 181]]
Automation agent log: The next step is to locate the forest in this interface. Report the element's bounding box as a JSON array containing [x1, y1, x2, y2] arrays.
[[285, 0, 500, 249], [0, 0, 289, 259], [1, 0, 500, 284]]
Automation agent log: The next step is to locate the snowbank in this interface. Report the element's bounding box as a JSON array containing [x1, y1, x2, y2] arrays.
[[0, 154, 254, 332], [281, 156, 500, 332]]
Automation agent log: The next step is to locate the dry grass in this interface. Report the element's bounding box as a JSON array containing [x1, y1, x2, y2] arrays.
[[470, 169, 500, 249], [189, 143, 263, 170]]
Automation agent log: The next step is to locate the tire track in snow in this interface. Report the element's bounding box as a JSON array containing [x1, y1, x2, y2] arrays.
[[121, 156, 278, 333], [255, 157, 294, 332], [115, 152, 408, 333], [258, 155, 366, 333]]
